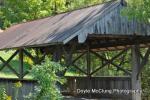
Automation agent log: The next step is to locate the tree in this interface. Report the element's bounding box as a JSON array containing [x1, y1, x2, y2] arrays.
[[123, 0, 150, 23], [0, 0, 109, 29], [123, 1, 150, 97], [0, 0, 67, 29]]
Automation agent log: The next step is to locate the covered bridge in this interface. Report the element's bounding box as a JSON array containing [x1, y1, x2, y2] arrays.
[[0, 0, 150, 100]]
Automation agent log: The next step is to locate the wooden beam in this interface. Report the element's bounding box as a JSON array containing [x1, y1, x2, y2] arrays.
[[72, 51, 86, 65], [110, 61, 131, 75], [86, 45, 91, 77], [23, 71, 29, 77], [0, 57, 19, 77], [92, 51, 131, 75], [63, 44, 75, 66], [23, 49, 36, 63], [131, 45, 142, 100], [63, 51, 86, 76], [0, 50, 19, 71], [90, 49, 130, 75], [118, 52, 126, 67], [53, 46, 62, 62], [62, 44, 77, 75], [86, 44, 92, 99], [19, 49, 24, 79], [76, 36, 150, 52], [72, 64, 87, 75]]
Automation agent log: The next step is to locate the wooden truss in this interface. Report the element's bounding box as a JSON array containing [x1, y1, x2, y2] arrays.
[[0, 44, 149, 80], [0, 48, 45, 79], [62, 45, 131, 77], [0, 42, 149, 100]]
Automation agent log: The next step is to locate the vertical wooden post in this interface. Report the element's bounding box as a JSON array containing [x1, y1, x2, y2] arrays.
[[53, 46, 62, 62], [52, 45, 63, 91], [35, 48, 39, 64], [87, 44, 91, 77], [86, 44, 91, 98], [19, 49, 23, 79], [131, 45, 141, 100]]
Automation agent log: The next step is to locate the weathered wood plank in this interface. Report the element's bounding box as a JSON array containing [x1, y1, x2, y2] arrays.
[[66, 76, 131, 99]]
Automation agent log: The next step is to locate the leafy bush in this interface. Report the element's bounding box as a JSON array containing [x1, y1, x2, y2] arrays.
[[0, 86, 7, 100], [142, 63, 150, 97], [25, 57, 65, 100]]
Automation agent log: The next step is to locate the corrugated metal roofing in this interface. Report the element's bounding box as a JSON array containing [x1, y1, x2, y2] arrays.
[[0, 0, 121, 50]]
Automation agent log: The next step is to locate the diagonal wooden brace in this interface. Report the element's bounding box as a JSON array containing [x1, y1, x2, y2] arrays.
[[90, 49, 130, 75], [0, 50, 19, 71], [0, 51, 20, 77], [23, 49, 36, 64]]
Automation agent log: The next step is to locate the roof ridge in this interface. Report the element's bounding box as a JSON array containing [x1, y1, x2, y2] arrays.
[[58, 0, 121, 44], [6, 0, 119, 29]]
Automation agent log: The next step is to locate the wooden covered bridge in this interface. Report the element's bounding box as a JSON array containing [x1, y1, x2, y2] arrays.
[[0, 0, 150, 100]]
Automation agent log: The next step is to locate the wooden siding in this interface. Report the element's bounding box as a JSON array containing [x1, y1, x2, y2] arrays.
[[64, 76, 132, 99], [0, 77, 132, 100], [77, 4, 150, 43], [0, 78, 37, 100], [0, 77, 149, 100]]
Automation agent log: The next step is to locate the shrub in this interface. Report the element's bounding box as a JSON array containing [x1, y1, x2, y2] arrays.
[[25, 57, 65, 100], [0, 86, 7, 100]]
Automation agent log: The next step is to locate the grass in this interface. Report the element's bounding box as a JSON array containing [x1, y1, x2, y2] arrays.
[[65, 71, 80, 76], [0, 50, 33, 79], [0, 50, 78, 79]]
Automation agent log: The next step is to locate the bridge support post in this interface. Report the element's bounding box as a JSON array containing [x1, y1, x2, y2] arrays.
[[19, 49, 24, 79], [131, 45, 141, 100]]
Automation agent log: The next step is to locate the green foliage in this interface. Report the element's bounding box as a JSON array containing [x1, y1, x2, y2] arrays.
[[0, 0, 109, 29], [0, 50, 32, 79], [27, 57, 65, 100], [66, 50, 131, 77], [122, 0, 150, 23], [142, 63, 150, 97], [66, 0, 109, 10], [0, 86, 7, 100], [0, 0, 67, 29]]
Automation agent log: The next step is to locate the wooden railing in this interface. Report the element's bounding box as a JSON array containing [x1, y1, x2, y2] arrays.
[[64, 76, 132, 99], [0, 78, 37, 100], [0, 76, 132, 99]]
